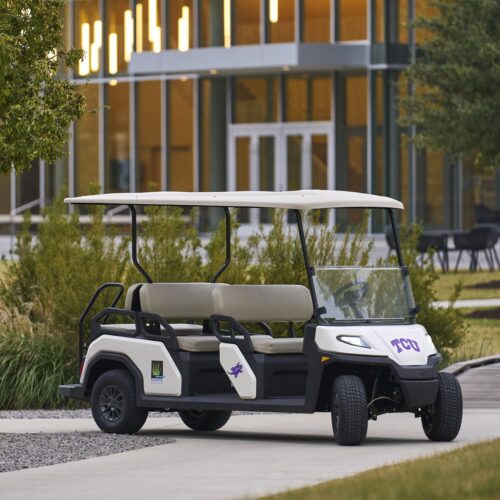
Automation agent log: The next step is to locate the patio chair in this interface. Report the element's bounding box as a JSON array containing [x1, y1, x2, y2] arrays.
[[453, 226, 494, 272], [417, 233, 449, 273], [476, 223, 500, 270], [474, 204, 500, 226]]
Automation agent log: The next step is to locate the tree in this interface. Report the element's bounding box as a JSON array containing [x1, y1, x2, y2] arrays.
[[401, 0, 500, 169], [0, 0, 85, 175]]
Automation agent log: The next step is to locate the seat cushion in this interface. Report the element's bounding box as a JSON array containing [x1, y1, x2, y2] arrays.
[[177, 335, 220, 352], [250, 336, 304, 354], [213, 284, 313, 323], [101, 323, 203, 336]]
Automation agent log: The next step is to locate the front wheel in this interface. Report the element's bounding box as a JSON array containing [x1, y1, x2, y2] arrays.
[[179, 409, 232, 431], [421, 372, 463, 442], [91, 369, 148, 434], [331, 375, 368, 446]]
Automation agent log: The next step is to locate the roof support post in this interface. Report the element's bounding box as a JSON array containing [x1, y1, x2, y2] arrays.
[[388, 208, 405, 268], [129, 205, 153, 283], [211, 207, 231, 282], [294, 209, 321, 320]]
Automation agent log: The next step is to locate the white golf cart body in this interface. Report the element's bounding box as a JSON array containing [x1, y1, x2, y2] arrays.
[[59, 190, 461, 444]]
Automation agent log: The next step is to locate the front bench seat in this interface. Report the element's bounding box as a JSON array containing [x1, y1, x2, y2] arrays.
[[176, 334, 299, 353]]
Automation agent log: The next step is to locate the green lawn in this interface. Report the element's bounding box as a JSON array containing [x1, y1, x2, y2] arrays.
[[434, 270, 500, 301], [449, 316, 500, 364], [262, 439, 500, 500], [0, 260, 9, 280]]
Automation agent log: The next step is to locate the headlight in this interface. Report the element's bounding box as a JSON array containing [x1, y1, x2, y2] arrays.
[[337, 335, 371, 349]]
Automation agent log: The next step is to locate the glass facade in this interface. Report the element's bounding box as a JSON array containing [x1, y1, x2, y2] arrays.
[[0, 0, 492, 235]]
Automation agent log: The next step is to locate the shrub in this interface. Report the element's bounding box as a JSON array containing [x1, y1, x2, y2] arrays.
[[246, 209, 373, 285], [397, 225, 466, 363], [0, 306, 78, 409], [126, 206, 203, 283], [1, 196, 129, 335]]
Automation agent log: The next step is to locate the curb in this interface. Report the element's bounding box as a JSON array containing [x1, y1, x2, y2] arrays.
[[442, 354, 500, 376]]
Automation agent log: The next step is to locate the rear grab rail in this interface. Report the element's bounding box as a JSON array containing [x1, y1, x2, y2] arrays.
[[78, 282, 125, 372]]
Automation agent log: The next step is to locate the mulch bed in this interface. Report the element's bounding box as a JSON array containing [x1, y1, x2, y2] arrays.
[[465, 280, 500, 290], [466, 307, 500, 319]]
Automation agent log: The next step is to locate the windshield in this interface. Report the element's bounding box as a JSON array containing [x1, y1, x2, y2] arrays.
[[313, 266, 416, 324]]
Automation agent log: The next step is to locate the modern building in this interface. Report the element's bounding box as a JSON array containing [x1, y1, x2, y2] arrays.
[[0, 0, 497, 231]]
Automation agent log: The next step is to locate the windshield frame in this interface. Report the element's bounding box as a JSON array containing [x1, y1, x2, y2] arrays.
[[294, 207, 412, 324], [312, 265, 417, 326]]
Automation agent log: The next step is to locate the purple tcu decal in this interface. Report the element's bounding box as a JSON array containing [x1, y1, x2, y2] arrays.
[[391, 338, 420, 353], [228, 362, 244, 378]]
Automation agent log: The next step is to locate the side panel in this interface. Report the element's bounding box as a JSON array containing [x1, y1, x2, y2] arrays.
[[219, 344, 257, 400], [82, 335, 182, 396]]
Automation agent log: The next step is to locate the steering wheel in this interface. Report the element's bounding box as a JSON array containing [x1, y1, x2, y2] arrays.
[[333, 280, 369, 318]]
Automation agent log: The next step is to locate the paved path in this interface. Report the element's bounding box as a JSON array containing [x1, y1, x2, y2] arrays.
[[1, 408, 500, 500], [1, 360, 499, 500], [460, 363, 500, 409], [433, 298, 500, 309]]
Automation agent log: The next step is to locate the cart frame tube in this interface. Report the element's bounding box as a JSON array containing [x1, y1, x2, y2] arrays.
[[129, 205, 153, 283], [211, 207, 231, 282], [294, 209, 321, 319]]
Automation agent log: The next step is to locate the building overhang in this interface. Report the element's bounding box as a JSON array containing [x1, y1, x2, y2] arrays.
[[129, 43, 371, 76]]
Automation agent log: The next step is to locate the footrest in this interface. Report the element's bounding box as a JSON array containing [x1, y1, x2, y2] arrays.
[[59, 384, 86, 400]]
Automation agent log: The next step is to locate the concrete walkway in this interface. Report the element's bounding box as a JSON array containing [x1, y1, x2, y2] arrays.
[[433, 297, 500, 309], [1, 409, 500, 500]]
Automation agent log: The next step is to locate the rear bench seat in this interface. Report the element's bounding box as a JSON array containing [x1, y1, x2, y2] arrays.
[[117, 282, 313, 354]]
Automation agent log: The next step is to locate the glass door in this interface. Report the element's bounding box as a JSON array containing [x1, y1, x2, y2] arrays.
[[228, 122, 333, 224]]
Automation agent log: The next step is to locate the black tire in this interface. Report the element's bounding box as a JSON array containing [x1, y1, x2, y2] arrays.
[[422, 372, 463, 442], [179, 409, 232, 431], [91, 369, 148, 434], [331, 375, 368, 446]]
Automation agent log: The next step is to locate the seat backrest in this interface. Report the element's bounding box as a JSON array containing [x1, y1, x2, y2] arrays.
[[139, 283, 226, 320], [213, 284, 313, 323], [125, 283, 143, 311]]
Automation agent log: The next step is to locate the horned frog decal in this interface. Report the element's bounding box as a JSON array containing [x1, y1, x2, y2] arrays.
[[228, 362, 244, 378]]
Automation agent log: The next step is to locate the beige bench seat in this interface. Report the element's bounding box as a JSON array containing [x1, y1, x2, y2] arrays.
[[250, 336, 303, 354], [126, 282, 312, 354], [177, 335, 220, 352], [176, 334, 303, 354], [101, 323, 203, 336]]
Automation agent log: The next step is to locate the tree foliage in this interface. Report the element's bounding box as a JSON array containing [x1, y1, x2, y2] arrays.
[[401, 0, 500, 169], [0, 0, 85, 174]]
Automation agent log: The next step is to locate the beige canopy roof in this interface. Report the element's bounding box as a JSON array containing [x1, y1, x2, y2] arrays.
[[65, 190, 404, 210]]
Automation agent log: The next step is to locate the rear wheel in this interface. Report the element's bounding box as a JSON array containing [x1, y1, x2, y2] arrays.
[[331, 375, 368, 446], [91, 369, 148, 434], [422, 372, 463, 442], [179, 409, 232, 431]]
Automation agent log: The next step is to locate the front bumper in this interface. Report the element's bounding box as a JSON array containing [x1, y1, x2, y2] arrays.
[[321, 352, 441, 409], [59, 384, 87, 401]]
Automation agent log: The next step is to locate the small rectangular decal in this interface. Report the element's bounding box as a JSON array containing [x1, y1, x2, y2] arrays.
[[151, 360, 165, 383]]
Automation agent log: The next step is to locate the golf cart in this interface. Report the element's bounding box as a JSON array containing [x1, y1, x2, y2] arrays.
[[59, 190, 463, 446]]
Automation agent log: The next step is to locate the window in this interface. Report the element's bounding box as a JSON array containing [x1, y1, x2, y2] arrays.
[[304, 0, 330, 43], [268, 0, 295, 43], [75, 84, 99, 195], [168, 80, 194, 190], [233, 0, 260, 45], [168, 0, 194, 50], [74, 0, 99, 77], [337, 0, 367, 41], [105, 82, 130, 192], [106, 0, 130, 75], [284, 75, 332, 122], [137, 81, 162, 191], [233, 77, 279, 123]]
